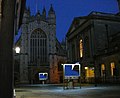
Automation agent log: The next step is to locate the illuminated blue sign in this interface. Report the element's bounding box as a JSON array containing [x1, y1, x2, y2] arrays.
[[39, 73, 48, 80], [63, 64, 81, 79]]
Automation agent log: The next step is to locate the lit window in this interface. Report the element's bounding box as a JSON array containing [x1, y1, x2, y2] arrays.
[[79, 39, 83, 57], [85, 67, 94, 78], [111, 62, 115, 76], [101, 64, 105, 77]]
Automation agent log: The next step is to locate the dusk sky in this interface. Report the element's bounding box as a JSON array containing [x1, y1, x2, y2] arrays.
[[24, 0, 119, 42]]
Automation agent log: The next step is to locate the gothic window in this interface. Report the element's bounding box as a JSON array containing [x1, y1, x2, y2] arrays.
[[79, 39, 83, 58], [30, 28, 47, 65]]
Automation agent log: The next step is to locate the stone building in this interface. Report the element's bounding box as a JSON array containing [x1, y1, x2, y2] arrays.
[[66, 11, 120, 83], [15, 5, 66, 84]]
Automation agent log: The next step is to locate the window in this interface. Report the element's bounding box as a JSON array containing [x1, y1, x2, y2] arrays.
[[79, 39, 83, 57], [84, 36, 90, 57], [30, 28, 47, 65], [101, 64, 105, 77], [72, 44, 75, 61], [110, 62, 115, 76], [84, 67, 94, 78]]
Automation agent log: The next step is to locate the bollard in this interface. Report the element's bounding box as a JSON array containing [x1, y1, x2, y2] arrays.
[[13, 89, 16, 98]]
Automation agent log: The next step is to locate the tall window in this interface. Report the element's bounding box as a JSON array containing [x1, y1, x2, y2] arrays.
[[101, 64, 105, 77], [111, 62, 115, 76], [30, 28, 47, 65], [84, 36, 90, 57], [72, 44, 75, 61], [79, 39, 83, 57]]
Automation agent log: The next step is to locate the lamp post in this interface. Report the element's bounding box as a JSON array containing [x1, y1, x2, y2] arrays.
[[14, 46, 29, 84], [14, 47, 21, 85]]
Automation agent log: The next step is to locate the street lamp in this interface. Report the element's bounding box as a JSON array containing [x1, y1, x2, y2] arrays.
[[14, 46, 29, 84], [14, 46, 21, 85], [15, 47, 20, 54]]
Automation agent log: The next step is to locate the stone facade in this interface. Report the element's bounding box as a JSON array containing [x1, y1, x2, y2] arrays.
[[15, 5, 66, 84], [66, 11, 120, 84]]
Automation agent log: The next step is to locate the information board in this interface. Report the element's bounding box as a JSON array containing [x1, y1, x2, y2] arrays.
[[63, 64, 81, 79], [39, 73, 48, 80]]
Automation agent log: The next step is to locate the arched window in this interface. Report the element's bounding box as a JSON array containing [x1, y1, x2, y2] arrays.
[[30, 28, 47, 65], [79, 39, 83, 58]]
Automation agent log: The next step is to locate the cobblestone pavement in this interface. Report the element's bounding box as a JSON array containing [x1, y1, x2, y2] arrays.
[[15, 84, 120, 98]]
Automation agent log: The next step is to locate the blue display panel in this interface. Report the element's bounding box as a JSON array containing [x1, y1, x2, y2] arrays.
[[63, 64, 81, 79], [39, 73, 48, 80]]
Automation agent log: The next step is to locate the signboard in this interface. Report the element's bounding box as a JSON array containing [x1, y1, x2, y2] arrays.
[[39, 73, 48, 80], [63, 64, 81, 79]]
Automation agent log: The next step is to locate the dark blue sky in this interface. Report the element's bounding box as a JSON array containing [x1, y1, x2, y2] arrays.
[[26, 0, 119, 42]]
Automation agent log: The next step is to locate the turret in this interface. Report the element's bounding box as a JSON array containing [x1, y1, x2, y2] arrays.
[[22, 6, 30, 23], [36, 10, 41, 17], [42, 7, 46, 18], [48, 4, 56, 25]]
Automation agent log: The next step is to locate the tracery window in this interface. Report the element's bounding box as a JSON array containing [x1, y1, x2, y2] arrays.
[[30, 29, 47, 65]]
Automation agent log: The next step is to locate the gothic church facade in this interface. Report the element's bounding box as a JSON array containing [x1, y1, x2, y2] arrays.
[[15, 5, 66, 84]]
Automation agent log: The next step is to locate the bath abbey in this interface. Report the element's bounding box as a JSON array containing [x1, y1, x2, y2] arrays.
[[14, 5, 66, 84]]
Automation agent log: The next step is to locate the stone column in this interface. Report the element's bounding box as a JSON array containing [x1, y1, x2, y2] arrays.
[[0, 0, 15, 97]]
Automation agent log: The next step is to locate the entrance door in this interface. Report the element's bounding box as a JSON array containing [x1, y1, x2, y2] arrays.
[[85, 67, 95, 83]]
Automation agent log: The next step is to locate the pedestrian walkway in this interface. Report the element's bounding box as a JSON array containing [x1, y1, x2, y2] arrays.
[[15, 84, 120, 98]]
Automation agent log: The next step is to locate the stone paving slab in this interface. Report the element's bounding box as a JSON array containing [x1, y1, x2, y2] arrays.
[[15, 85, 120, 98]]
